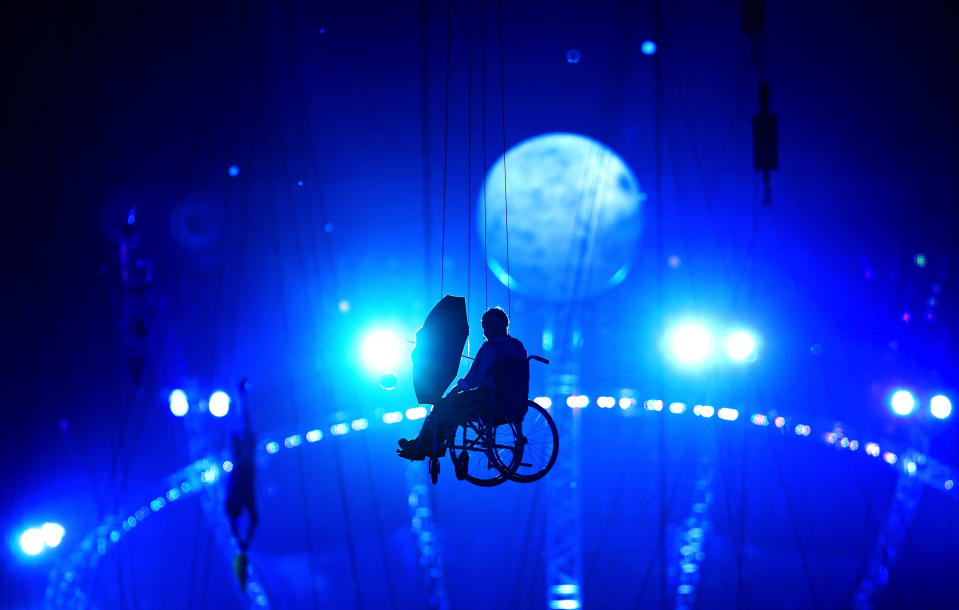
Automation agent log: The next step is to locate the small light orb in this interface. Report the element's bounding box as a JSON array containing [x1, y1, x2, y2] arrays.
[[667, 254, 681, 268], [566, 49, 581, 64], [338, 299, 350, 313], [382, 411, 403, 424], [914, 253, 927, 268], [324, 222, 334, 233], [379, 372, 398, 390], [305, 429, 323, 442], [227, 165, 240, 177], [890, 389, 916, 417], [265, 441, 279, 454], [208, 391, 230, 417], [351, 418, 369, 431], [930, 394, 952, 419], [20, 528, 45, 556], [534, 396, 553, 409], [641, 40, 658, 55], [296, 180, 304, 186], [810, 343, 823, 355]]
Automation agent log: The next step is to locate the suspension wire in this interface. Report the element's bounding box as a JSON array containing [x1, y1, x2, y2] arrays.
[[255, 13, 323, 607], [439, 0, 451, 298], [652, 0, 667, 606], [495, 0, 510, 316], [421, 0, 432, 300], [765, 432, 824, 609], [481, 0, 488, 309], [466, 0, 473, 346]]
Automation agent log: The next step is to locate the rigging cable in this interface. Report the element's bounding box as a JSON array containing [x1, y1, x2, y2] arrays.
[[466, 0, 473, 336], [439, 0, 451, 298], [481, 0, 488, 308], [255, 11, 323, 606], [496, 0, 510, 316]]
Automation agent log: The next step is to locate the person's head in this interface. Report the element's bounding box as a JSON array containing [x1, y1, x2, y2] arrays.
[[481, 307, 509, 339]]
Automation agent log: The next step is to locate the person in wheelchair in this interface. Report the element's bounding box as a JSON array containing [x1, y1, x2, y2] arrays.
[[397, 306, 528, 460]]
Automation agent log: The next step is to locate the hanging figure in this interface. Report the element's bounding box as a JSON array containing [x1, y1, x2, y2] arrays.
[[398, 307, 528, 460], [226, 378, 258, 588]]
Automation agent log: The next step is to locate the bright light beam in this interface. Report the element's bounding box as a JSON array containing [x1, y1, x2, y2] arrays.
[[169, 389, 189, 417], [666, 322, 715, 367], [890, 389, 916, 417], [209, 391, 230, 417], [360, 329, 403, 372], [724, 330, 758, 362], [930, 394, 952, 420]]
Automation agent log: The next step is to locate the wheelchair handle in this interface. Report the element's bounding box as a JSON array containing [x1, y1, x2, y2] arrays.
[[528, 355, 550, 365]]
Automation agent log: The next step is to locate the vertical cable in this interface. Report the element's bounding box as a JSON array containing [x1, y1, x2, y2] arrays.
[[466, 0, 473, 343], [440, 0, 451, 298], [496, 0, 510, 315], [481, 0, 488, 308]]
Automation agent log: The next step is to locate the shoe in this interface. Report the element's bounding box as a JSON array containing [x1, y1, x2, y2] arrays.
[[397, 438, 417, 450], [397, 446, 427, 461]]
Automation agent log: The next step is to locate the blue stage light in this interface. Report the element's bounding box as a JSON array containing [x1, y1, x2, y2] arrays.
[[169, 389, 189, 417], [19, 528, 45, 556], [931, 395, 952, 419], [641, 40, 657, 55], [360, 329, 403, 371], [227, 165, 240, 177], [724, 330, 758, 362], [890, 390, 916, 416], [566, 49, 581, 64], [208, 391, 230, 417], [41, 523, 65, 548], [666, 322, 715, 366]]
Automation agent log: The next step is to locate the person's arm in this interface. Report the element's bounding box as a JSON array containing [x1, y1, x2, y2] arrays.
[[457, 345, 489, 389]]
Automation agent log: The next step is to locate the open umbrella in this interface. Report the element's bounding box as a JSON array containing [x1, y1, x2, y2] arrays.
[[412, 295, 469, 405]]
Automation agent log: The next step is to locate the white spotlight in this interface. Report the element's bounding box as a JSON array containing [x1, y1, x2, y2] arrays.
[[169, 389, 189, 417], [724, 330, 758, 362], [41, 523, 65, 548], [666, 322, 715, 366], [19, 528, 45, 556], [890, 390, 916, 417], [930, 395, 952, 419], [209, 391, 230, 417], [360, 329, 403, 371]]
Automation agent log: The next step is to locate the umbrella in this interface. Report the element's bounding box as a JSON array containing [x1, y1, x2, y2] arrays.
[[412, 295, 468, 405]]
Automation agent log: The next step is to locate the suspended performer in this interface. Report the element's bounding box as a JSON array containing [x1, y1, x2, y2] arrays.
[[398, 307, 529, 460], [226, 378, 259, 557]]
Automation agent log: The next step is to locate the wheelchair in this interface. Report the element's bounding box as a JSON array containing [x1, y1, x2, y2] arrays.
[[427, 355, 559, 486]]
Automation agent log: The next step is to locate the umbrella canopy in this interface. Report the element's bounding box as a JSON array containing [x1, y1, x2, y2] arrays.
[[412, 295, 469, 404]]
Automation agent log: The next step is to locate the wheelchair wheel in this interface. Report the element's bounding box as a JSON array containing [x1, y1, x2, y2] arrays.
[[447, 411, 518, 487], [496, 401, 559, 483]]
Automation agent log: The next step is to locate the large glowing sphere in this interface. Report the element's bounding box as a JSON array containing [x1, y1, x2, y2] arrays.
[[930, 394, 952, 419], [890, 390, 916, 416], [666, 322, 715, 367], [479, 133, 643, 301], [360, 329, 403, 371]]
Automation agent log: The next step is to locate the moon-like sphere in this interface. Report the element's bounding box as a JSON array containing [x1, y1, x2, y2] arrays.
[[478, 132, 643, 302]]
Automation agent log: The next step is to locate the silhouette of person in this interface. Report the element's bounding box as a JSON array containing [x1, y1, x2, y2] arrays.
[[398, 307, 528, 460], [226, 379, 258, 554]]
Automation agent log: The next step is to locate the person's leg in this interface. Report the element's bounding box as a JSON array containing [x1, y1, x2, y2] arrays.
[[433, 389, 489, 448]]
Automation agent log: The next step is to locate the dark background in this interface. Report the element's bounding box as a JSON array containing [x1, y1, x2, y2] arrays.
[[3, 0, 957, 608]]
